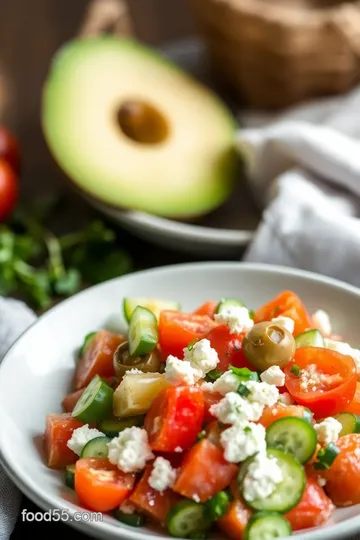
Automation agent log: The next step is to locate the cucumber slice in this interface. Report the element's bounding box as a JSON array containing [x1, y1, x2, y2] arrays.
[[128, 306, 159, 356], [295, 329, 325, 348], [72, 375, 113, 424], [98, 415, 145, 437], [239, 448, 306, 513], [123, 297, 180, 323], [115, 510, 146, 527], [244, 512, 292, 540], [215, 297, 245, 314], [334, 412, 360, 437], [64, 464, 75, 489], [266, 417, 317, 464], [166, 500, 209, 538], [80, 436, 111, 458]]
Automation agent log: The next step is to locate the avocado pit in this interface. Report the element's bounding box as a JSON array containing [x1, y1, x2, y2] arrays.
[[116, 99, 169, 144]]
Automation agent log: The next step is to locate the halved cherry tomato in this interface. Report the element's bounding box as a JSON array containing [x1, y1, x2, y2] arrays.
[[344, 382, 360, 415], [254, 290, 312, 336], [284, 475, 334, 530], [75, 457, 135, 512], [284, 347, 357, 418], [322, 434, 360, 506], [193, 301, 218, 318], [258, 404, 307, 429], [158, 311, 217, 360], [0, 126, 21, 174], [0, 158, 18, 222], [217, 496, 252, 539], [173, 439, 237, 503], [144, 385, 204, 452], [129, 463, 182, 524], [74, 330, 126, 390], [62, 388, 85, 413], [44, 413, 83, 469], [205, 325, 252, 372], [203, 389, 222, 424]]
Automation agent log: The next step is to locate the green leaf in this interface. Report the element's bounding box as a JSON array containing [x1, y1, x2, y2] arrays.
[[79, 331, 97, 357], [54, 268, 81, 295], [79, 250, 133, 284], [206, 369, 223, 382]]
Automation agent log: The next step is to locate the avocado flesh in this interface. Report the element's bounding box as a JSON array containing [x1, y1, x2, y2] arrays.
[[41, 36, 238, 218]]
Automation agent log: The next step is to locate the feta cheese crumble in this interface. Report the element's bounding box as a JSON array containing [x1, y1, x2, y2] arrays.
[[220, 422, 266, 463], [200, 381, 215, 393], [325, 339, 360, 373], [314, 417, 342, 446], [67, 424, 105, 456], [299, 364, 342, 392], [148, 457, 177, 493], [260, 366, 285, 387], [107, 426, 154, 473], [183, 338, 219, 376], [164, 355, 202, 386], [312, 310, 332, 337], [278, 392, 294, 406], [271, 316, 295, 334], [242, 453, 283, 502], [244, 381, 279, 407], [210, 392, 264, 424], [119, 501, 136, 514], [214, 306, 254, 334], [213, 371, 242, 396]]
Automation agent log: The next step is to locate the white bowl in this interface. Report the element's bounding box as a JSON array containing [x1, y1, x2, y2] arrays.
[[1, 261, 360, 540]]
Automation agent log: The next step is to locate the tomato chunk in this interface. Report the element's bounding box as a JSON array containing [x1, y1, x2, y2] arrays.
[[158, 310, 217, 360], [284, 347, 357, 418], [258, 404, 307, 429], [193, 301, 217, 318], [203, 389, 222, 424], [205, 325, 252, 372], [144, 385, 204, 452], [217, 497, 252, 539], [75, 457, 135, 512], [44, 413, 83, 469], [322, 434, 360, 506], [62, 389, 85, 413], [344, 382, 360, 415], [74, 330, 126, 390], [129, 464, 181, 524], [254, 290, 312, 336], [173, 439, 237, 502], [285, 475, 334, 530]]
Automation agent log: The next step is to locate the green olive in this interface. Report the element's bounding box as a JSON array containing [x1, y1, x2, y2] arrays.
[[242, 321, 296, 371], [113, 341, 162, 377]]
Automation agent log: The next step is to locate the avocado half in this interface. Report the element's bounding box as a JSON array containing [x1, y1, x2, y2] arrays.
[[41, 36, 239, 218]]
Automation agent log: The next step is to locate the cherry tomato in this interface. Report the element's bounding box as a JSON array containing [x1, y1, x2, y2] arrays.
[[173, 439, 237, 502], [284, 347, 357, 418], [193, 301, 218, 318], [158, 310, 217, 360], [285, 475, 334, 530], [344, 382, 360, 415], [205, 325, 252, 372], [258, 404, 308, 429], [0, 126, 21, 174], [0, 159, 18, 221], [74, 457, 135, 512], [322, 434, 360, 506], [254, 290, 312, 336], [144, 385, 204, 452]]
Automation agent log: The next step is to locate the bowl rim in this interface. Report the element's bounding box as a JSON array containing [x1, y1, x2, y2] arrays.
[[2, 260, 360, 540]]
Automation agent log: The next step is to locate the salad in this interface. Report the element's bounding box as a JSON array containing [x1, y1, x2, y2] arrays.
[[43, 291, 360, 540]]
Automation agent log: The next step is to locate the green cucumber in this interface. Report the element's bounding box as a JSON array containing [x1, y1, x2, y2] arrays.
[[215, 297, 246, 314], [239, 448, 306, 513], [64, 464, 75, 489], [244, 512, 292, 540], [128, 306, 158, 356], [115, 510, 146, 527], [80, 436, 111, 458], [295, 329, 325, 348], [166, 500, 209, 538], [72, 375, 113, 424], [123, 297, 180, 323], [98, 415, 145, 437], [334, 412, 360, 437], [79, 331, 97, 357], [266, 417, 317, 464]]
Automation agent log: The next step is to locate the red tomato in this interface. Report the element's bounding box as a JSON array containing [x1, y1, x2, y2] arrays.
[[205, 420, 223, 448], [62, 388, 84, 412], [158, 310, 217, 360], [217, 497, 252, 539], [173, 439, 237, 502], [344, 382, 360, 415], [322, 434, 360, 506], [129, 464, 182, 524], [203, 389, 222, 424], [285, 475, 334, 530], [193, 301, 217, 318], [254, 290, 312, 336], [74, 330, 126, 390], [144, 385, 204, 452], [205, 325, 252, 372], [0, 126, 21, 174], [284, 347, 357, 418], [43, 413, 83, 469], [0, 159, 18, 221], [75, 457, 135, 512], [258, 404, 307, 429]]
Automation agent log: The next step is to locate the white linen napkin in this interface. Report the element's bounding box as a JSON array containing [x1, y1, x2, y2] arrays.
[[238, 86, 360, 289], [0, 297, 36, 539]]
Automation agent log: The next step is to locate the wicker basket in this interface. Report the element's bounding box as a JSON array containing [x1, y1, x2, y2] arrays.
[[189, 0, 360, 109]]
